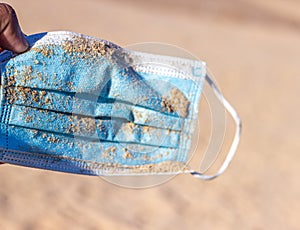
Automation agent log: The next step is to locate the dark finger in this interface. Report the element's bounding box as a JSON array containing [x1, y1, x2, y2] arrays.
[[0, 3, 28, 53]]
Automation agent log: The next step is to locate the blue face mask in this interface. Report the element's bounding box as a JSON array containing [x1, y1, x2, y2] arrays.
[[0, 31, 241, 181]]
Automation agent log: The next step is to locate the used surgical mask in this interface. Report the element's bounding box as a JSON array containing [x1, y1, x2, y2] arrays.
[[0, 31, 241, 181]]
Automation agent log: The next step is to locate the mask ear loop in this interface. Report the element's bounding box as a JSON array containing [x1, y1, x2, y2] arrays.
[[188, 74, 242, 180]]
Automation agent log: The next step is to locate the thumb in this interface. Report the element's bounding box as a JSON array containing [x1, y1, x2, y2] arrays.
[[0, 3, 28, 53]]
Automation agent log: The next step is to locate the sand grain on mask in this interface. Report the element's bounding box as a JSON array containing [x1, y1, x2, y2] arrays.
[[62, 35, 114, 59], [161, 88, 190, 117]]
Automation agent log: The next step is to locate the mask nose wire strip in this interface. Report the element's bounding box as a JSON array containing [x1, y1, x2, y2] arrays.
[[188, 74, 242, 180]]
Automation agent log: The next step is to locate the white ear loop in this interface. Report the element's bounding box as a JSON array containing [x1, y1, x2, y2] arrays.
[[188, 74, 242, 180]]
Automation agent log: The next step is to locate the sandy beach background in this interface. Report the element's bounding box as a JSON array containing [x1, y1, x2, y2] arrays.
[[1, 0, 300, 229]]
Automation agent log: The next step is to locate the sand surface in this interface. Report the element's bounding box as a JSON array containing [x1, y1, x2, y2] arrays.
[[1, 0, 300, 229]]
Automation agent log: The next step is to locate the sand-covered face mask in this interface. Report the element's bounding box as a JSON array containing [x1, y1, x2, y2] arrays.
[[0, 31, 241, 184]]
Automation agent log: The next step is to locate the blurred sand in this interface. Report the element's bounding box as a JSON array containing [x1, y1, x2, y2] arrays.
[[1, 0, 300, 229]]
